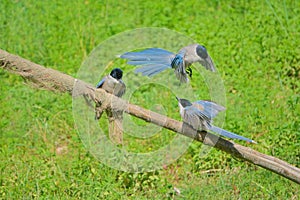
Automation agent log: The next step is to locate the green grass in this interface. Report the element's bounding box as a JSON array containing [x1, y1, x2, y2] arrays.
[[1, 0, 299, 199]]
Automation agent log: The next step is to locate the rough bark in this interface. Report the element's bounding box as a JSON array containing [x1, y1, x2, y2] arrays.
[[1, 49, 299, 184]]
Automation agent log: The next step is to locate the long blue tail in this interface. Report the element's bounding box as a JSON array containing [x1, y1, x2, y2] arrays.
[[120, 48, 175, 77], [210, 125, 257, 143]]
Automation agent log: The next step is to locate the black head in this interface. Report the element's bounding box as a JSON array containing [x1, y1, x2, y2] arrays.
[[196, 45, 208, 59], [110, 68, 123, 80], [176, 97, 192, 107]]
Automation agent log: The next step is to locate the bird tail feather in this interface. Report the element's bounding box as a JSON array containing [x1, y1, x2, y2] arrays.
[[210, 125, 256, 143]]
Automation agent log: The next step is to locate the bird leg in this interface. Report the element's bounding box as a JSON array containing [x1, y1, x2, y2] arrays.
[[186, 67, 192, 78]]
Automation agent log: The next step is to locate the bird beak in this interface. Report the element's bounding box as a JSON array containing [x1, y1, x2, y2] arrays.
[[175, 96, 179, 101]]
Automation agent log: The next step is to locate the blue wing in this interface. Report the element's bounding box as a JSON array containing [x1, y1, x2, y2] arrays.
[[193, 100, 225, 119], [183, 100, 225, 129], [135, 64, 171, 77], [172, 50, 189, 83], [171, 53, 184, 69], [120, 48, 174, 65], [96, 77, 106, 88], [120, 48, 175, 77], [183, 106, 211, 130], [184, 104, 256, 143], [210, 125, 256, 143]]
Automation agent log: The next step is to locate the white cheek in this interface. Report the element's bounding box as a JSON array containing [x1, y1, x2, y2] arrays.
[[178, 105, 185, 117]]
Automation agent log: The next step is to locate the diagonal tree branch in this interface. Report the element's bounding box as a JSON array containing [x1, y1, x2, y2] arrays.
[[1, 49, 299, 184]]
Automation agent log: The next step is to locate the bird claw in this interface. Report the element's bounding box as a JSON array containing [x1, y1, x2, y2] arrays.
[[186, 67, 192, 78]]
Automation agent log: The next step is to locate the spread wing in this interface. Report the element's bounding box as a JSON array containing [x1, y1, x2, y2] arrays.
[[183, 106, 211, 130], [193, 100, 225, 119], [199, 55, 216, 72]]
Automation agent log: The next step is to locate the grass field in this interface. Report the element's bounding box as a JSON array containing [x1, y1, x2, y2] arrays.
[[1, 0, 299, 199]]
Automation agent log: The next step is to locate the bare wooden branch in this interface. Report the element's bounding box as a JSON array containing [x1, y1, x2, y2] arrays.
[[1, 49, 299, 184]]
